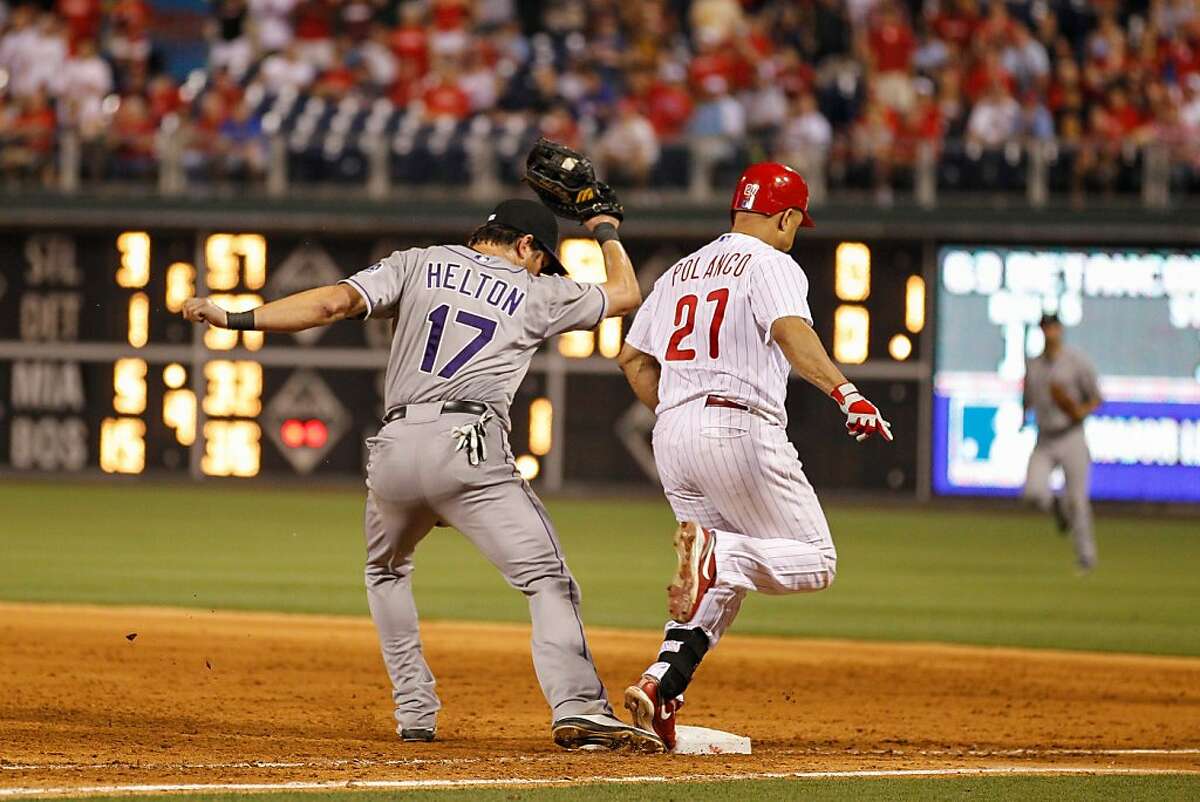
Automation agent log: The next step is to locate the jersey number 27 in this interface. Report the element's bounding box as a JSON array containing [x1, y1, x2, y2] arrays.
[[665, 289, 729, 361]]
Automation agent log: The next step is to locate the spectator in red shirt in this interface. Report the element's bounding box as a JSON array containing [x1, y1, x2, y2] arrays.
[[421, 61, 470, 122], [390, 3, 430, 77], [689, 35, 739, 94], [975, 0, 1018, 52], [429, 0, 470, 59], [56, 0, 101, 48], [146, 74, 183, 122], [293, 0, 336, 69], [965, 46, 1015, 101], [638, 63, 693, 141], [108, 93, 158, 177], [2, 88, 57, 183], [865, 1, 916, 113], [928, 0, 979, 51]]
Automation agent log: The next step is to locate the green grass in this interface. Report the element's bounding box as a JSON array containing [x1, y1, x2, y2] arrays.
[[1, 481, 1198, 655], [14, 775, 1200, 802]]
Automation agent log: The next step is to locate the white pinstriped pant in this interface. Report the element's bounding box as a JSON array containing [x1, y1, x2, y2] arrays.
[[652, 399, 837, 647]]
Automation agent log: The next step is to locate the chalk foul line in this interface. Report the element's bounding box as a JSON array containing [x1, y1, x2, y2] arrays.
[[1, 765, 1199, 798]]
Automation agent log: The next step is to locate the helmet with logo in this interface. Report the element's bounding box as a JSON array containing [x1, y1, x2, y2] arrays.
[[730, 162, 815, 228]]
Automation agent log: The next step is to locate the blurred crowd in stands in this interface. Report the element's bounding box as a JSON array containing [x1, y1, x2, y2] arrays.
[[1, 0, 1199, 200]]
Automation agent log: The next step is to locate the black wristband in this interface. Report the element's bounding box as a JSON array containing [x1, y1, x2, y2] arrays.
[[226, 310, 256, 330], [592, 223, 619, 245]]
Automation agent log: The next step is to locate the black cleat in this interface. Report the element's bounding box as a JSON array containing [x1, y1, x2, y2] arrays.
[[552, 713, 665, 753], [400, 727, 436, 742]]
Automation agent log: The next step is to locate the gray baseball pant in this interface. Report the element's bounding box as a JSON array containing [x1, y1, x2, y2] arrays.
[[361, 403, 611, 734], [1022, 426, 1097, 566]]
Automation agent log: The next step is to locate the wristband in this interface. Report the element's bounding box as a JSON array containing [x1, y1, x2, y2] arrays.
[[592, 223, 619, 245], [830, 382, 857, 406], [226, 310, 256, 330]]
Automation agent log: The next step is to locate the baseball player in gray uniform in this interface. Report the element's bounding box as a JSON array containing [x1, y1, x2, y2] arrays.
[[181, 198, 664, 752], [1022, 313, 1103, 573]]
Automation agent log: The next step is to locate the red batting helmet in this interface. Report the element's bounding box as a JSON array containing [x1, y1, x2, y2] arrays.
[[730, 162, 816, 227]]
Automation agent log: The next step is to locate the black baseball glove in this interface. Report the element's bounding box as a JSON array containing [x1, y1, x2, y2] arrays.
[[523, 138, 624, 222]]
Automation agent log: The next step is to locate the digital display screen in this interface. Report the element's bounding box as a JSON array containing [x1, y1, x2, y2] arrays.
[[932, 246, 1200, 502]]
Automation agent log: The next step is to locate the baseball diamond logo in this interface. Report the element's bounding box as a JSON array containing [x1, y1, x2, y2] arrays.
[[739, 182, 759, 209], [575, 187, 595, 203]]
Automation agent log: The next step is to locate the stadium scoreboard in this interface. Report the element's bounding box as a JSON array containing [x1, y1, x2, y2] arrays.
[[933, 245, 1200, 503], [0, 230, 405, 480]]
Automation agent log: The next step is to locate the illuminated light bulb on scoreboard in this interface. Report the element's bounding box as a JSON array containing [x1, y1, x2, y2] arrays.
[[529, 397, 553, 456], [163, 389, 197, 446], [201, 420, 261, 477], [206, 233, 267, 290], [516, 454, 540, 481], [281, 418, 306, 449], [128, 292, 149, 347], [557, 237, 622, 359], [597, 318, 622, 358], [889, 333, 913, 361], [99, 417, 146, 474], [165, 262, 196, 313], [905, 276, 926, 333], [115, 232, 151, 288], [163, 363, 187, 389], [558, 331, 594, 358], [162, 362, 196, 446], [304, 419, 328, 448], [833, 305, 870, 364], [203, 360, 263, 417], [835, 242, 871, 302], [113, 358, 147, 414], [279, 418, 330, 449]]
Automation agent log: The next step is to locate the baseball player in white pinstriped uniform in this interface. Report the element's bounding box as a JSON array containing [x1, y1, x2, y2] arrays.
[[617, 163, 894, 750]]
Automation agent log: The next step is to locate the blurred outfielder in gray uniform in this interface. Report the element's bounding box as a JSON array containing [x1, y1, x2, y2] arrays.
[[181, 197, 660, 752], [1022, 314, 1103, 573]]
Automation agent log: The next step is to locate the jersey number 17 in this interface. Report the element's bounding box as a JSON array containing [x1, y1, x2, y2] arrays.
[[665, 288, 729, 361]]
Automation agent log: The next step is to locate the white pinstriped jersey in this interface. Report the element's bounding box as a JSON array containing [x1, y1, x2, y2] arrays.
[[625, 232, 813, 427]]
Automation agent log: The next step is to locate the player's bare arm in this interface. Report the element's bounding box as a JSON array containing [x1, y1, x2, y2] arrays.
[[584, 214, 641, 317], [181, 284, 365, 332], [772, 316, 893, 442], [617, 342, 660, 411]]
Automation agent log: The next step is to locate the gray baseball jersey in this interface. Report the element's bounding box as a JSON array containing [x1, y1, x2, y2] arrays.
[[1023, 345, 1100, 436], [339, 244, 618, 734], [1022, 344, 1101, 569], [340, 244, 607, 427]]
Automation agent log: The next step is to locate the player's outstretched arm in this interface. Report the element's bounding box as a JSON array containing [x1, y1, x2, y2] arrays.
[[617, 343, 660, 411], [584, 214, 641, 318], [181, 284, 366, 333], [772, 316, 893, 442]]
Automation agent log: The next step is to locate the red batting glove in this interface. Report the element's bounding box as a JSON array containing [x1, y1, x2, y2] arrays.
[[831, 382, 894, 443]]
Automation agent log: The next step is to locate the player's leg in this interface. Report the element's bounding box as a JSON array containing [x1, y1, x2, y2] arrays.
[[1058, 429, 1097, 571], [362, 490, 441, 739], [1022, 439, 1056, 514], [438, 472, 610, 719], [641, 412, 837, 697], [626, 409, 743, 747]]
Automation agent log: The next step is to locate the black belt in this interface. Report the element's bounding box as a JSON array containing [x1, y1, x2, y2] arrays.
[[383, 400, 488, 424]]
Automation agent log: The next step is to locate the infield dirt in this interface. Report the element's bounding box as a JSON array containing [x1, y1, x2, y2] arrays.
[[1, 603, 1197, 794]]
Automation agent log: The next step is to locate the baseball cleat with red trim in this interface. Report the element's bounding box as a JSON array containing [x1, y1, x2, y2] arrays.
[[667, 522, 717, 622], [624, 675, 680, 751]]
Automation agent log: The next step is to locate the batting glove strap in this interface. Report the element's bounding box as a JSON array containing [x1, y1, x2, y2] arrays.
[[830, 382, 894, 443]]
